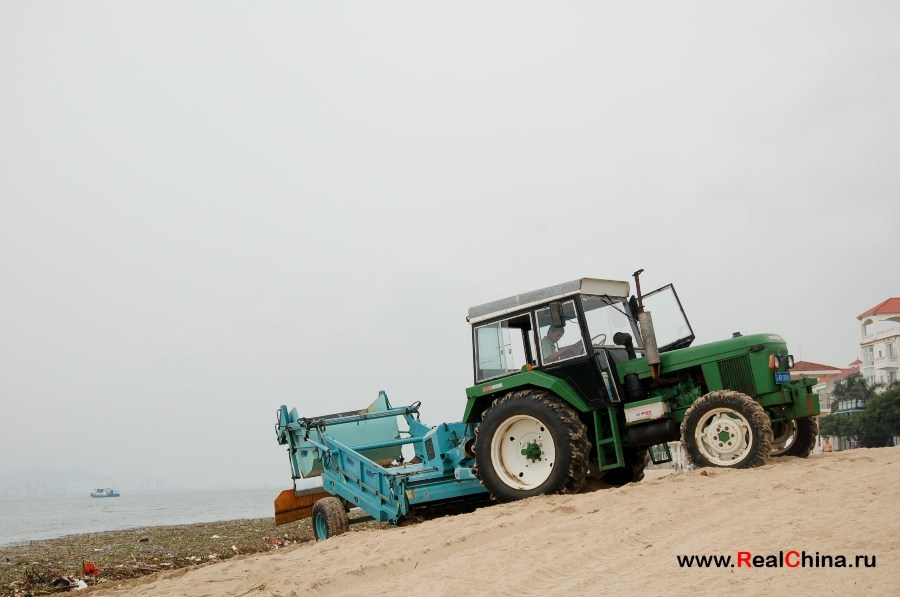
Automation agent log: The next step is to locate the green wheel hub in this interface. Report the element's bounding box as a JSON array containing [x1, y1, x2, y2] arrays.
[[521, 441, 542, 461]]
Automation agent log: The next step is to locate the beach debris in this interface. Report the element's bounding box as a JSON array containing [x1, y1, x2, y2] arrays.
[[81, 561, 102, 577], [25, 564, 55, 587], [134, 566, 163, 573], [138, 537, 149, 543], [231, 545, 239, 553], [207, 554, 218, 560], [51, 576, 88, 591], [210, 535, 220, 539], [1, 518, 350, 595]]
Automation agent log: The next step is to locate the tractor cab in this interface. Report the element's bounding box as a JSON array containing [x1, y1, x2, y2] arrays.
[[467, 277, 693, 407]]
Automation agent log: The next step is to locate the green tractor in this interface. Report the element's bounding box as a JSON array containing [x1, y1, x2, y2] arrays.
[[463, 271, 819, 502]]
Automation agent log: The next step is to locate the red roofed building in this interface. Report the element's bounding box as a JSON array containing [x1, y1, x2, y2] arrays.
[[858, 298, 900, 320], [791, 361, 842, 375], [791, 360, 858, 413], [858, 298, 900, 387]]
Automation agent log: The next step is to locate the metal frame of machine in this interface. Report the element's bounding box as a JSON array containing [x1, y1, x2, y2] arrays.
[[276, 391, 487, 537], [275, 270, 821, 539]]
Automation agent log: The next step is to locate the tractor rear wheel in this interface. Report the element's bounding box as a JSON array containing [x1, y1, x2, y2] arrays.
[[475, 390, 589, 502], [601, 448, 650, 486], [681, 391, 772, 469], [771, 417, 818, 458], [311, 496, 349, 541]]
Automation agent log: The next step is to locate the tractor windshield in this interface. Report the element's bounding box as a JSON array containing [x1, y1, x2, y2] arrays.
[[642, 284, 694, 351], [582, 296, 641, 348]]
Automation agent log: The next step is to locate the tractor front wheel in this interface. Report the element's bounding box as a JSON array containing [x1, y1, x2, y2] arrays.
[[311, 496, 349, 541], [771, 417, 818, 458], [475, 390, 589, 502], [681, 391, 772, 468]]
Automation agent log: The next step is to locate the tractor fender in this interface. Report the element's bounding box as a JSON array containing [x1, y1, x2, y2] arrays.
[[462, 370, 591, 424]]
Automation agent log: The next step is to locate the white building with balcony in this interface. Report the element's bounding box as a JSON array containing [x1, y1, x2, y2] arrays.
[[858, 298, 900, 387]]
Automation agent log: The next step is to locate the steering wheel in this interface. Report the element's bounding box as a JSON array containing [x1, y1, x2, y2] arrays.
[[591, 333, 607, 345]]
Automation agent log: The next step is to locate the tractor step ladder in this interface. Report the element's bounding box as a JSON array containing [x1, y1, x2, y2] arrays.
[[593, 407, 624, 471]]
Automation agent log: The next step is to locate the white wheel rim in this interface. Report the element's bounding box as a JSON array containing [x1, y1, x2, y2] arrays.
[[490, 414, 556, 490], [693, 408, 754, 466], [770, 420, 797, 456]]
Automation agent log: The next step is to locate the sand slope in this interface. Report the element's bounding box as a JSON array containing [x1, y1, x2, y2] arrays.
[[95, 447, 900, 596]]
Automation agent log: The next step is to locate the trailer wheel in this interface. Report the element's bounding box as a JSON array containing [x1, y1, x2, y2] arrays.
[[475, 390, 589, 502], [681, 391, 772, 468], [311, 496, 349, 541], [771, 417, 818, 458], [601, 448, 649, 485]]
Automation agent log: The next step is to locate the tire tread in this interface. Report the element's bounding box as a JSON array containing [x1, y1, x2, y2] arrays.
[[681, 390, 772, 469], [312, 496, 349, 540], [475, 390, 590, 501]]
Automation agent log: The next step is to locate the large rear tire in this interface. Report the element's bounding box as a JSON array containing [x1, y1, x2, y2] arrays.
[[771, 417, 818, 458], [475, 390, 590, 502], [311, 496, 349, 541], [681, 391, 772, 469], [601, 448, 649, 486]]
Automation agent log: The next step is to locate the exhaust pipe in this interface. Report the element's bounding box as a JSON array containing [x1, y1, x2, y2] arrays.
[[633, 269, 661, 379]]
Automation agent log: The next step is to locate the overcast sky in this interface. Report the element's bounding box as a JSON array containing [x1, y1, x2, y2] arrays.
[[1, 1, 897, 491]]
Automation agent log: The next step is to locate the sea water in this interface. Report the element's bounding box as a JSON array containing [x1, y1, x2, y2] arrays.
[[0, 489, 279, 546]]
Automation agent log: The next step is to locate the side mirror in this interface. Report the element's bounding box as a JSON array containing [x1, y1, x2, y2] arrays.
[[628, 296, 640, 319], [550, 301, 565, 328]]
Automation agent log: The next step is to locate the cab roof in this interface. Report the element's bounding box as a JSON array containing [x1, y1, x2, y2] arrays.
[[467, 278, 631, 324]]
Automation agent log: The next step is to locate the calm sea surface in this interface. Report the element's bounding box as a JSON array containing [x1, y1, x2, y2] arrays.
[[0, 489, 279, 546]]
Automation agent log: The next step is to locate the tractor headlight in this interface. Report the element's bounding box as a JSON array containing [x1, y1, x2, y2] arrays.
[[788, 355, 795, 369]]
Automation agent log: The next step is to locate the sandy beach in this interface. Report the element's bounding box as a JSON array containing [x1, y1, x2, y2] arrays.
[[20, 445, 886, 596]]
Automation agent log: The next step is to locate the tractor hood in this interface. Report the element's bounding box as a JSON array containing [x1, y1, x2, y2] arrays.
[[617, 333, 788, 379]]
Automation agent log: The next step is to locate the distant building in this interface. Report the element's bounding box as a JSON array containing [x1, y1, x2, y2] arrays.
[[791, 361, 847, 413], [829, 368, 869, 414], [858, 298, 900, 387]]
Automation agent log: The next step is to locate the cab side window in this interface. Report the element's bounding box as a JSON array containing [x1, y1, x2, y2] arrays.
[[535, 300, 585, 365], [474, 313, 534, 382]]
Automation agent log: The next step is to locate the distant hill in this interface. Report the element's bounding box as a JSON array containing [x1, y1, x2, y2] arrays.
[[0, 468, 112, 497]]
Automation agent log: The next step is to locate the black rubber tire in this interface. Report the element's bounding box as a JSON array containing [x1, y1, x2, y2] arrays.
[[771, 417, 818, 458], [311, 496, 349, 541], [681, 391, 773, 469], [601, 448, 650, 486], [474, 390, 590, 502]]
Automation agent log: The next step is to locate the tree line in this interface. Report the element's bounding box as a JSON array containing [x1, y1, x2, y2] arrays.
[[818, 374, 900, 447]]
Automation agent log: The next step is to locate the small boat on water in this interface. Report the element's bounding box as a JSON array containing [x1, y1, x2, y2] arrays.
[[90, 488, 120, 498]]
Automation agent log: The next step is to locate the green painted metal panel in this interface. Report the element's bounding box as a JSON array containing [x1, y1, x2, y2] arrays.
[[616, 333, 784, 383], [463, 369, 591, 423]]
